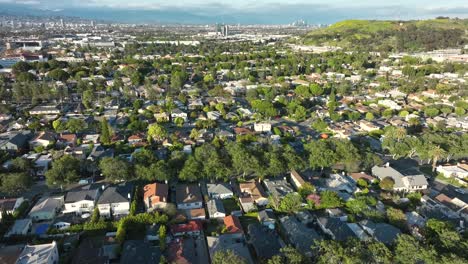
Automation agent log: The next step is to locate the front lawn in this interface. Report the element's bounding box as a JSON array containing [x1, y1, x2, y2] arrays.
[[435, 173, 467, 188]]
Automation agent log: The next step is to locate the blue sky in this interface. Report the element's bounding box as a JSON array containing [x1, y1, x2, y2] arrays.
[[1, 0, 468, 24]]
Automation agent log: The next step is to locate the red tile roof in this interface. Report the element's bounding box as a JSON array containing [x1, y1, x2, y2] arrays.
[[170, 220, 202, 234], [224, 215, 243, 234]]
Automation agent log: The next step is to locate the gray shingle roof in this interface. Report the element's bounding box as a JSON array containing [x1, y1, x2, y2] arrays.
[[207, 183, 232, 196], [97, 183, 133, 204], [65, 184, 103, 203]]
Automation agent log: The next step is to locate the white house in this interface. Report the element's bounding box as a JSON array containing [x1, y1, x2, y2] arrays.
[[378, 99, 402, 110], [372, 163, 428, 192], [176, 184, 203, 210], [29, 131, 56, 148], [254, 123, 271, 133], [16, 241, 59, 264], [63, 184, 103, 215], [207, 199, 226, 219], [97, 183, 133, 218], [207, 183, 233, 199], [207, 111, 222, 120], [171, 109, 188, 122], [29, 105, 61, 115], [437, 164, 468, 180]]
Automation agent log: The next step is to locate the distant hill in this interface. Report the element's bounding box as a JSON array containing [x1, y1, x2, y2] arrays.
[[303, 18, 468, 52]]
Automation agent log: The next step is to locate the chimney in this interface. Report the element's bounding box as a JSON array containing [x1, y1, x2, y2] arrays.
[[128, 193, 131, 199], [385, 162, 390, 167], [165, 180, 168, 184]]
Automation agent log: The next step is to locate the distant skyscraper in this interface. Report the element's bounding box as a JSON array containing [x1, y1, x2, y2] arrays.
[[60, 19, 64, 27], [215, 23, 222, 34], [223, 25, 229, 37], [91, 20, 95, 27]]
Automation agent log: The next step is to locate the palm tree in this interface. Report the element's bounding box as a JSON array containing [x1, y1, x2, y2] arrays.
[[428, 145, 447, 172]]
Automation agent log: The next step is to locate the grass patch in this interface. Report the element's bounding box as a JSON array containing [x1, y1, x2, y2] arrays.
[[435, 173, 467, 188], [222, 198, 241, 215]]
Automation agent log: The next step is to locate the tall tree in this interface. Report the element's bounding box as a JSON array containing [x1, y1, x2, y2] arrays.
[[428, 145, 446, 172], [99, 157, 132, 181], [100, 117, 111, 145]]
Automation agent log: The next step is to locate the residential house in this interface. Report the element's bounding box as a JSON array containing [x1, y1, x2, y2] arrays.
[[224, 215, 244, 235], [0, 131, 31, 152], [171, 108, 188, 122], [97, 183, 133, 218], [58, 133, 77, 147], [436, 164, 468, 181], [207, 199, 226, 219], [29, 131, 56, 148], [233, 127, 254, 136], [29, 105, 61, 115], [347, 222, 370, 241], [64, 184, 103, 215], [254, 123, 271, 133], [87, 144, 114, 161], [378, 99, 402, 110], [185, 208, 206, 220], [431, 184, 468, 221], [0, 197, 24, 220], [359, 220, 402, 245], [167, 237, 209, 264], [317, 217, 357, 241], [120, 240, 161, 264], [143, 182, 169, 211], [419, 195, 463, 226], [16, 241, 59, 264], [5, 218, 32, 237], [372, 162, 428, 192], [207, 234, 254, 264], [207, 111, 222, 120], [83, 134, 99, 144], [258, 210, 276, 227], [28, 196, 64, 222], [358, 120, 380, 132], [206, 183, 233, 199], [247, 223, 282, 260], [279, 215, 321, 257], [127, 133, 146, 147], [238, 181, 268, 212], [170, 220, 203, 236], [290, 170, 306, 190], [176, 184, 203, 210], [349, 172, 376, 184], [263, 177, 294, 199], [154, 112, 169, 122], [323, 173, 357, 194]]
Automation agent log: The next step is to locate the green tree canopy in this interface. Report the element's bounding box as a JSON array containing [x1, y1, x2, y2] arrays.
[[45, 155, 81, 186]]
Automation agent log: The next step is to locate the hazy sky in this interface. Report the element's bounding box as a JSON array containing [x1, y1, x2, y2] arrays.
[[1, 0, 468, 24]]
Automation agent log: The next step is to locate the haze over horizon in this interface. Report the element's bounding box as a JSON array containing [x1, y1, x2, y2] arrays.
[[1, 0, 468, 24]]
